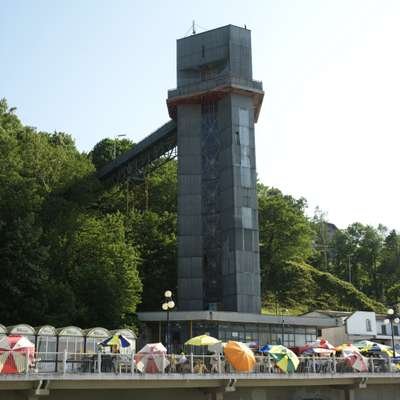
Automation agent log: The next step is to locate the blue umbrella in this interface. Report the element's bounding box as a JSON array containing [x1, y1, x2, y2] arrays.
[[99, 334, 131, 348], [260, 344, 273, 353]]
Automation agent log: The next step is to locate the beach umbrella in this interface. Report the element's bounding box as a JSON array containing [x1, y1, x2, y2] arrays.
[[299, 339, 335, 354], [301, 347, 335, 355], [335, 343, 368, 372], [335, 343, 360, 356], [223, 341, 256, 372], [353, 340, 397, 356], [0, 336, 35, 374], [185, 334, 221, 346], [99, 334, 131, 348], [261, 344, 299, 373], [345, 351, 368, 372], [135, 343, 169, 373], [208, 342, 225, 354]]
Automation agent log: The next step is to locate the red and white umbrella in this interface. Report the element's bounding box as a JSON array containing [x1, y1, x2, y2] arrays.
[[134, 343, 169, 373], [345, 351, 368, 372], [299, 339, 336, 355], [0, 336, 35, 374]]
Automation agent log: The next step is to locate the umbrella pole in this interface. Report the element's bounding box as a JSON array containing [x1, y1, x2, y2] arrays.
[[312, 354, 316, 373], [25, 351, 29, 375], [267, 354, 271, 373]]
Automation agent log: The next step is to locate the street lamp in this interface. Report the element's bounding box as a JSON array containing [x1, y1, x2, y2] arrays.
[[280, 308, 288, 346], [162, 290, 175, 353], [113, 134, 127, 159], [384, 308, 400, 365]]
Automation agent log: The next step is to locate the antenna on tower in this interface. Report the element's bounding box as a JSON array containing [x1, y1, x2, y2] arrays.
[[192, 20, 196, 35]]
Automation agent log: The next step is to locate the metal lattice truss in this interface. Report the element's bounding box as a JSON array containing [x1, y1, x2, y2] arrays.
[[98, 120, 177, 183]]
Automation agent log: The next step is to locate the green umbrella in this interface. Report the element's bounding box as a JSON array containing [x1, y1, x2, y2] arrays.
[[261, 344, 299, 373]]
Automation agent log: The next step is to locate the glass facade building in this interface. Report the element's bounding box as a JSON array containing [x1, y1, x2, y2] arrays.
[[138, 311, 335, 353]]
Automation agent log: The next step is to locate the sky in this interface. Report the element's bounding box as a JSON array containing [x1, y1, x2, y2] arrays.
[[1, 0, 400, 231]]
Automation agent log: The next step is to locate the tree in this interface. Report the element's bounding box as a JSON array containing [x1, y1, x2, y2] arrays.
[[257, 184, 314, 307], [125, 209, 177, 311], [309, 208, 338, 272], [90, 137, 134, 170], [381, 230, 400, 300], [60, 213, 142, 328], [329, 223, 386, 300]]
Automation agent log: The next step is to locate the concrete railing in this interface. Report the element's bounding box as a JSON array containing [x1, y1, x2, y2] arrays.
[[0, 352, 399, 377], [168, 74, 263, 98]]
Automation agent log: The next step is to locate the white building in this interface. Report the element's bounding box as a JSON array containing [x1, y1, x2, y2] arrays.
[[303, 310, 400, 346]]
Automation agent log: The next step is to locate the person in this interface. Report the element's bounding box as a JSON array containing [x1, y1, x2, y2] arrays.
[[169, 353, 177, 373], [111, 344, 120, 373], [177, 352, 188, 372], [210, 354, 221, 373], [193, 359, 208, 374], [112, 344, 120, 353]]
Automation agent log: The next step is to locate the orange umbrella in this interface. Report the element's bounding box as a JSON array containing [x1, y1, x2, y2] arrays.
[[223, 341, 255, 372]]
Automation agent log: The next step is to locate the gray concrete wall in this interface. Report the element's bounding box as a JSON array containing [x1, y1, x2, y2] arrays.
[[174, 25, 261, 314], [2, 384, 400, 400], [177, 104, 204, 310], [176, 25, 252, 88]]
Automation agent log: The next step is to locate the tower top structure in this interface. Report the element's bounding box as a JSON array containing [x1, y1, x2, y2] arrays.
[[167, 24, 263, 122]]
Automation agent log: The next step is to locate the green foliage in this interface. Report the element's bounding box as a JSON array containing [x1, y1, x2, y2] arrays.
[[64, 213, 142, 327], [0, 99, 142, 328], [90, 137, 134, 170], [258, 184, 315, 303], [386, 283, 400, 306], [1, 96, 398, 330], [267, 261, 386, 313], [125, 210, 176, 311]]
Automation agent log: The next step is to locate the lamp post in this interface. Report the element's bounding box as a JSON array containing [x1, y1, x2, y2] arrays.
[[162, 290, 175, 353], [113, 134, 127, 159], [280, 308, 288, 346], [384, 308, 400, 366]]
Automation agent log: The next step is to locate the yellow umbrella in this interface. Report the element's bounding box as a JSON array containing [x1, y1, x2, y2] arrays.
[[223, 341, 256, 372], [185, 334, 221, 346]]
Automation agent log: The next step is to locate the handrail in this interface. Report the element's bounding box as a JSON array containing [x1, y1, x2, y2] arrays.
[[0, 352, 398, 376]]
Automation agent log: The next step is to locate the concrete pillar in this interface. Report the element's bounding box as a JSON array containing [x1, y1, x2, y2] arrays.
[[344, 388, 355, 400]]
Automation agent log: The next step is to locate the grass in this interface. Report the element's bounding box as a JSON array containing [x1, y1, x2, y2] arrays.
[[261, 304, 309, 316]]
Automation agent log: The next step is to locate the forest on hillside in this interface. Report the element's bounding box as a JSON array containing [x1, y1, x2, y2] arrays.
[[1, 98, 399, 329]]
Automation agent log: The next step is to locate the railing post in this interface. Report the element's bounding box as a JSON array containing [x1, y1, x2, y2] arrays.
[[131, 353, 135, 375], [63, 350, 67, 375], [370, 357, 374, 373], [97, 352, 101, 374], [218, 354, 221, 374], [333, 354, 336, 373], [267, 354, 271, 373], [190, 353, 194, 373], [25, 351, 29, 375], [162, 353, 165, 374], [312, 354, 316, 373]]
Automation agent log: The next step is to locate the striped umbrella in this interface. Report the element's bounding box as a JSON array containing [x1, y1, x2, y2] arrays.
[[0, 336, 35, 374], [353, 340, 397, 356], [135, 343, 169, 373], [99, 334, 131, 349], [261, 344, 299, 373]]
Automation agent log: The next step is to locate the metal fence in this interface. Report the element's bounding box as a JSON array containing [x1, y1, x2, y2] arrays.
[[0, 352, 398, 376]]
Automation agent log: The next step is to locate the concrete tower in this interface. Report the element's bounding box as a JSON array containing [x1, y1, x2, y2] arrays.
[[167, 25, 264, 314]]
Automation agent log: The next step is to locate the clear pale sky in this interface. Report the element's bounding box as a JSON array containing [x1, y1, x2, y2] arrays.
[[1, 0, 399, 230]]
